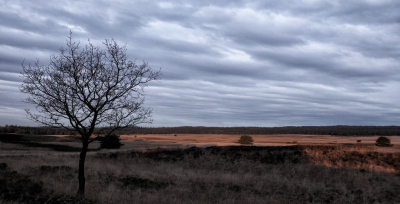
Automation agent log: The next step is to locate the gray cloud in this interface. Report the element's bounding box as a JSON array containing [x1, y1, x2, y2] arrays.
[[1, 0, 400, 127]]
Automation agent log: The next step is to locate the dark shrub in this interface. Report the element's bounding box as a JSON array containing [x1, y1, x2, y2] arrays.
[[357, 140, 361, 143], [99, 134, 124, 149], [0, 170, 43, 202], [0, 133, 24, 143], [0, 163, 7, 170], [375, 136, 392, 147], [238, 135, 253, 145]]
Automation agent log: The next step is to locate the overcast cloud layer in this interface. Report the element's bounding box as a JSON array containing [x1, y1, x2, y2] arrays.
[[1, 0, 400, 127]]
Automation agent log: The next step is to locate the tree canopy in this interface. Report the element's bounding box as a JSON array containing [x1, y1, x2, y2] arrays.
[[20, 32, 161, 196]]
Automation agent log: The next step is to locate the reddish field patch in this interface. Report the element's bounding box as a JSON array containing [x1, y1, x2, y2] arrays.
[[120, 134, 400, 152]]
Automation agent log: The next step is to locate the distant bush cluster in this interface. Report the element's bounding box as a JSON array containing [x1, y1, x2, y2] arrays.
[[375, 136, 392, 147], [98, 134, 124, 149], [238, 135, 253, 145]]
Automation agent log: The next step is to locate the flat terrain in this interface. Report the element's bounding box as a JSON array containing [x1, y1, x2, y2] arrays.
[[1, 133, 400, 155], [1, 133, 400, 203], [121, 134, 400, 148]]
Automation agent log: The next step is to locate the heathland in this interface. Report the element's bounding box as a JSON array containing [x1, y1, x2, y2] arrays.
[[0, 132, 400, 203]]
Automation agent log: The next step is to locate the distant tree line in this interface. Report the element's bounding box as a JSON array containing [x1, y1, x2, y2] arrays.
[[2, 125, 400, 136], [119, 126, 400, 136], [0, 125, 76, 135]]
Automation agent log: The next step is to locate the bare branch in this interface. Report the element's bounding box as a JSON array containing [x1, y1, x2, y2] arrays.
[[20, 31, 161, 197], [20, 32, 161, 139]]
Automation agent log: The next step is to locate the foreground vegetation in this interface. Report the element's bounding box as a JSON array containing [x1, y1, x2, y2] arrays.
[[1, 144, 400, 203]]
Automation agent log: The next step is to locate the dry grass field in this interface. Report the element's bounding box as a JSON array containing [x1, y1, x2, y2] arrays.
[[121, 134, 400, 149], [1, 133, 400, 203]]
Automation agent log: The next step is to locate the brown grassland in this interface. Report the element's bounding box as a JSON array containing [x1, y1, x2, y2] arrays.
[[1, 133, 400, 203]]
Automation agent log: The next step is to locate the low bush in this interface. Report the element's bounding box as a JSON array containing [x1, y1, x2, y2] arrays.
[[238, 135, 253, 145], [375, 136, 392, 147], [357, 140, 361, 143], [98, 134, 124, 149]]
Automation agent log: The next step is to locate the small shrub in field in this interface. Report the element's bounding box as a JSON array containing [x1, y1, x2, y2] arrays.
[[238, 135, 253, 145], [292, 141, 297, 144], [357, 140, 361, 143], [99, 134, 124, 149], [375, 136, 392, 147]]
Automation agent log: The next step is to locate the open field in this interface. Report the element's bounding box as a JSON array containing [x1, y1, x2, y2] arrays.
[[2, 133, 400, 154], [1, 133, 400, 203], [121, 134, 400, 150]]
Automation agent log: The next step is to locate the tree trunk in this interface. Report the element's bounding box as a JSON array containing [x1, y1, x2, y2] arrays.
[[78, 139, 89, 197]]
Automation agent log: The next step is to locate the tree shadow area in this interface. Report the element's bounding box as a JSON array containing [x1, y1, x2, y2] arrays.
[[0, 133, 98, 152]]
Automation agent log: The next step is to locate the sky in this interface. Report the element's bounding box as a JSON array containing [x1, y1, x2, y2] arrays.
[[1, 0, 400, 127]]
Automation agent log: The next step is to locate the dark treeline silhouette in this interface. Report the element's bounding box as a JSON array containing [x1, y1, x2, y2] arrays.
[[2, 125, 400, 136], [0, 125, 75, 135]]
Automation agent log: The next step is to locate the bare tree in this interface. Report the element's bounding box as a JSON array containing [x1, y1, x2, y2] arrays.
[[20, 32, 161, 197]]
